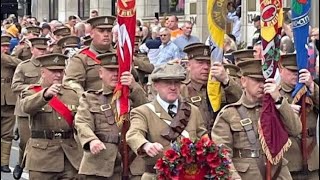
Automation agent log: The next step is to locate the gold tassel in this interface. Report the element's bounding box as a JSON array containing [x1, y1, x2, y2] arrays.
[[258, 121, 292, 165], [292, 86, 308, 104]]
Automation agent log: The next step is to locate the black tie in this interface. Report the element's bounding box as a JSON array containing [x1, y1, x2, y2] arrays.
[[168, 104, 176, 118]]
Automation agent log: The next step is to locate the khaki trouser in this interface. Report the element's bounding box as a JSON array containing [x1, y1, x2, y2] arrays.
[[17, 116, 31, 163], [29, 157, 83, 180], [1, 105, 15, 166], [291, 170, 319, 180], [84, 165, 121, 180], [1, 105, 15, 141]]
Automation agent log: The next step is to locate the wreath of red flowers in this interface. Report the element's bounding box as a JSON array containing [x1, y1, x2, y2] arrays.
[[155, 136, 231, 180]]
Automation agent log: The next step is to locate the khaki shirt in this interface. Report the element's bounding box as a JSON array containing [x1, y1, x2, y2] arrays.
[[211, 94, 302, 179], [63, 45, 115, 96], [133, 54, 154, 84], [75, 82, 148, 177], [11, 42, 32, 61], [180, 77, 242, 133], [126, 97, 207, 176], [11, 57, 41, 116], [20, 84, 82, 172], [280, 82, 319, 172], [1, 53, 22, 106]]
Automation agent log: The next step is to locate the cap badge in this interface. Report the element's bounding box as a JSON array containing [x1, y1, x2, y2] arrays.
[[111, 56, 117, 63], [104, 18, 109, 24], [53, 57, 59, 63], [204, 49, 209, 56], [226, 68, 230, 75]]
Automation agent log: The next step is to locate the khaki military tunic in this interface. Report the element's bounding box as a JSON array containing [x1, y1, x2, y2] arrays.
[[126, 97, 208, 180], [11, 42, 32, 61], [11, 57, 42, 163], [280, 82, 319, 179], [1, 53, 22, 141], [63, 44, 115, 96], [12, 57, 42, 117], [211, 94, 302, 179], [180, 77, 242, 134], [20, 84, 83, 178], [133, 54, 154, 85], [75, 83, 148, 178]]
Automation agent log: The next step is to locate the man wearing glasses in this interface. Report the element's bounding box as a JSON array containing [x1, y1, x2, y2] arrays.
[[154, 27, 180, 67]]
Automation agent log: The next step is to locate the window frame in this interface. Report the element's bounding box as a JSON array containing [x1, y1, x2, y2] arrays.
[[159, 0, 185, 16]]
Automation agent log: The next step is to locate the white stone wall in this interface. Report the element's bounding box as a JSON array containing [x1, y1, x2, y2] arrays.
[[90, 0, 113, 16], [58, 0, 78, 23]]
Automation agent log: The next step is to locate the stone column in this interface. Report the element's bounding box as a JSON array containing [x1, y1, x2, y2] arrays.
[[90, 0, 113, 16], [32, 0, 49, 22], [195, 0, 208, 42], [58, 0, 78, 23]]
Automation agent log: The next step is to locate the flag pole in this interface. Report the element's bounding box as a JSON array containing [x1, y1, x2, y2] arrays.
[[300, 94, 308, 173], [121, 114, 130, 180]]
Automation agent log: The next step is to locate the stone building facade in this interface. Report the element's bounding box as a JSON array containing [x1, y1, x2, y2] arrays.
[[30, 0, 319, 43]]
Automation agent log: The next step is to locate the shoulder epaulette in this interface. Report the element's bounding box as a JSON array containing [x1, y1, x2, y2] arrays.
[[86, 89, 103, 95], [20, 59, 31, 64]]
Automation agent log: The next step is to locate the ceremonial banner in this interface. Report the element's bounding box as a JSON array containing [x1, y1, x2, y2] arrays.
[[291, 0, 312, 172], [113, 0, 136, 125], [207, 0, 228, 112], [291, 0, 311, 103], [258, 0, 291, 165]]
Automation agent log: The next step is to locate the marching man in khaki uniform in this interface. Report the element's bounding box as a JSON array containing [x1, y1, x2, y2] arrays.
[[11, 37, 49, 178], [180, 43, 242, 134], [126, 63, 208, 180], [11, 26, 41, 61], [56, 35, 80, 58], [211, 59, 302, 179], [1, 35, 22, 173], [74, 52, 148, 179], [63, 16, 116, 96], [279, 54, 319, 180], [49, 27, 72, 53], [20, 53, 83, 179]]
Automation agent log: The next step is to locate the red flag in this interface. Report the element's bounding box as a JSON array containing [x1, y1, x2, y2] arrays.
[[258, 0, 291, 166], [113, 0, 136, 126]]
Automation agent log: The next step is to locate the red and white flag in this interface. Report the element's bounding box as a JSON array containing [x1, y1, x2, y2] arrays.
[[113, 0, 136, 126]]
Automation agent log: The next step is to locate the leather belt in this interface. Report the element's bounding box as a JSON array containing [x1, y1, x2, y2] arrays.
[[1, 78, 12, 83], [31, 130, 73, 139], [96, 133, 120, 144], [145, 165, 156, 174], [233, 149, 264, 158]]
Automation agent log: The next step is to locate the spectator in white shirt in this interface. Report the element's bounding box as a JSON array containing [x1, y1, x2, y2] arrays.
[[227, 2, 241, 45]]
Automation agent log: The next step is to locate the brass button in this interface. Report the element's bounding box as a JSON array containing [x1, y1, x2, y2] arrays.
[[42, 108, 45, 111], [36, 144, 39, 146], [58, 117, 61, 120]]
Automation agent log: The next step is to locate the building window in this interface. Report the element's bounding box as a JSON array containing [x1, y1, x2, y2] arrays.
[[49, 0, 58, 20], [160, 0, 185, 15], [112, 0, 117, 16], [78, 0, 90, 19]]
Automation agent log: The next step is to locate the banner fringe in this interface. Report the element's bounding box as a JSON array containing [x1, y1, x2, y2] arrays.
[[112, 89, 122, 127], [292, 86, 307, 104], [258, 121, 292, 165]]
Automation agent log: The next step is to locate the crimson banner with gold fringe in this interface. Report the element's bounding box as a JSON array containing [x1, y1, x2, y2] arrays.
[[258, 0, 292, 165]]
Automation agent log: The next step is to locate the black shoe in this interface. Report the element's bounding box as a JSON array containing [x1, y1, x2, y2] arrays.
[[13, 165, 23, 179], [13, 129, 20, 141], [1, 165, 11, 173]]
